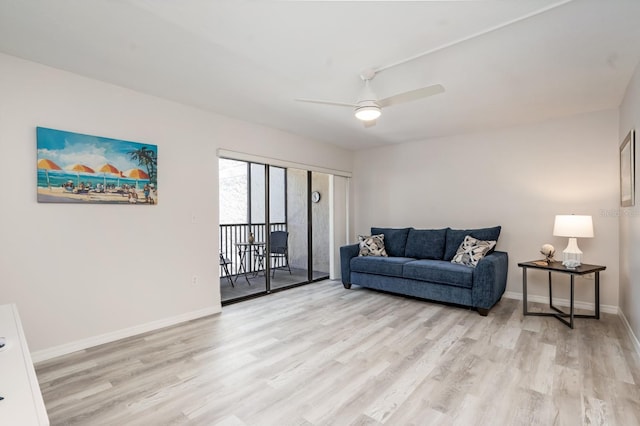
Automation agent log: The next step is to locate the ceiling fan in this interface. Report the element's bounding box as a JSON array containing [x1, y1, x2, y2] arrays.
[[296, 69, 444, 126], [293, 1, 573, 127]]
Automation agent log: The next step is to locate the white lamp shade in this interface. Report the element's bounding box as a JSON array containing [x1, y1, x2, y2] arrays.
[[553, 215, 594, 238]]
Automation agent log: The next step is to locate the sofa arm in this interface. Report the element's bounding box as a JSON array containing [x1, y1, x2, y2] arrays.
[[340, 243, 360, 287], [472, 251, 508, 311]]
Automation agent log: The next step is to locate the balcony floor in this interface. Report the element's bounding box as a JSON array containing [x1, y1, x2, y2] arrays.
[[220, 267, 329, 302]]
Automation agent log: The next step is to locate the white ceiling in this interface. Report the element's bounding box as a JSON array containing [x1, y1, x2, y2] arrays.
[[1, 0, 640, 151]]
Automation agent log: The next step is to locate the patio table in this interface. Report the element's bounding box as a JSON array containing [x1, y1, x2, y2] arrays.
[[234, 241, 265, 284]]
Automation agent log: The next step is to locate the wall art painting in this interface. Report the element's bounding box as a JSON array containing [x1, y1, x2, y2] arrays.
[[620, 129, 635, 207], [37, 127, 158, 205]]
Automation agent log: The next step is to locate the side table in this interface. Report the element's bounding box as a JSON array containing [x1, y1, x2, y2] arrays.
[[518, 260, 606, 329]]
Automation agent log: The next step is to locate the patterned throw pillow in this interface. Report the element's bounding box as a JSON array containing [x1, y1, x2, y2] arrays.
[[451, 235, 496, 267], [358, 234, 388, 257]]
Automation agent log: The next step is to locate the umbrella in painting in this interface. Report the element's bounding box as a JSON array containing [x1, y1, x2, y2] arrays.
[[97, 163, 120, 190], [37, 158, 62, 189], [67, 163, 95, 187], [124, 168, 149, 189]]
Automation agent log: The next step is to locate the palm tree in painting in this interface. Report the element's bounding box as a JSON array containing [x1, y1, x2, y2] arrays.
[[128, 146, 157, 185]]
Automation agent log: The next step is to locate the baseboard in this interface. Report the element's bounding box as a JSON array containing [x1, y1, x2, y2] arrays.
[[503, 291, 618, 315], [618, 308, 640, 356], [31, 306, 220, 364]]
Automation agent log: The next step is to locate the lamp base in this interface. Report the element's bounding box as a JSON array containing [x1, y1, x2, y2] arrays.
[[562, 237, 582, 269]]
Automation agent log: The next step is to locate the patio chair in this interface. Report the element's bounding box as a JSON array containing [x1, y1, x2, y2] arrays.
[[219, 252, 234, 287], [268, 231, 291, 278]]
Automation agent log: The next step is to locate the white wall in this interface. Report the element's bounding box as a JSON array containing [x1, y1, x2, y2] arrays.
[[619, 61, 640, 347], [286, 168, 308, 270], [312, 173, 330, 273], [0, 53, 353, 356], [352, 109, 620, 308], [330, 175, 350, 280]]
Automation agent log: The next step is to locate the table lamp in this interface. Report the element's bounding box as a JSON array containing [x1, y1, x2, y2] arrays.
[[553, 214, 594, 268]]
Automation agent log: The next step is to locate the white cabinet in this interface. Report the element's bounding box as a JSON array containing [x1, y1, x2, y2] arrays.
[[0, 304, 49, 425]]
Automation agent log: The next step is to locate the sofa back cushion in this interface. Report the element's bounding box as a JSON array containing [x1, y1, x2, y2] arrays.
[[371, 227, 411, 257], [404, 228, 447, 260], [371, 228, 410, 257], [444, 226, 502, 261]]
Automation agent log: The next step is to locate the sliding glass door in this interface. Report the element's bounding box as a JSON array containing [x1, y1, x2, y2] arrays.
[[219, 159, 266, 301], [219, 158, 330, 304]]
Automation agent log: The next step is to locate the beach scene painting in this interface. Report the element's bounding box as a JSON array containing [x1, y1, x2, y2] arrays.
[[37, 127, 158, 204]]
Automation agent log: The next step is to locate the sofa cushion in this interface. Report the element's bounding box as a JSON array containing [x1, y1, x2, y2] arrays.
[[358, 234, 388, 257], [404, 228, 447, 260], [351, 256, 414, 277], [403, 259, 474, 289], [371, 227, 410, 257], [451, 235, 497, 267], [444, 226, 501, 261]]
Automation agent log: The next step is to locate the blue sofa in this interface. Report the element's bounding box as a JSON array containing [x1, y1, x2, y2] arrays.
[[340, 227, 508, 315]]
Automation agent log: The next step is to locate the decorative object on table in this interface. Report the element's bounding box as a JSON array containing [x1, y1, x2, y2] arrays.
[[37, 127, 158, 205], [553, 214, 594, 269], [248, 232, 255, 244], [620, 129, 635, 207], [540, 243, 555, 263]]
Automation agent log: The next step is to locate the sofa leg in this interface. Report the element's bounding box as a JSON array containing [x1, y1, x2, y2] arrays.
[[343, 283, 352, 289], [477, 307, 489, 316]]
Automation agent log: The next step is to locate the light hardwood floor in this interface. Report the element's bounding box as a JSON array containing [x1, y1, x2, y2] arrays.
[[36, 280, 640, 425]]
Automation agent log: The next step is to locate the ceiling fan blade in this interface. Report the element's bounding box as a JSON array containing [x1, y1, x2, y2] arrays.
[[363, 119, 377, 128], [378, 84, 445, 108], [295, 98, 356, 108]]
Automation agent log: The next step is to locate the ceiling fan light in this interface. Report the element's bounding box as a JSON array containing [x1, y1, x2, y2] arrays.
[[354, 105, 381, 121]]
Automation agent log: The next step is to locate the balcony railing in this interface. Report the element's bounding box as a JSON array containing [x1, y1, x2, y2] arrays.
[[219, 222, 287, 277]]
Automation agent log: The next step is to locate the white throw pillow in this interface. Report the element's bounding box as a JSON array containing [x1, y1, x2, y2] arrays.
[[451, 235, 496, 267], [358, 234, 388, 257]]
